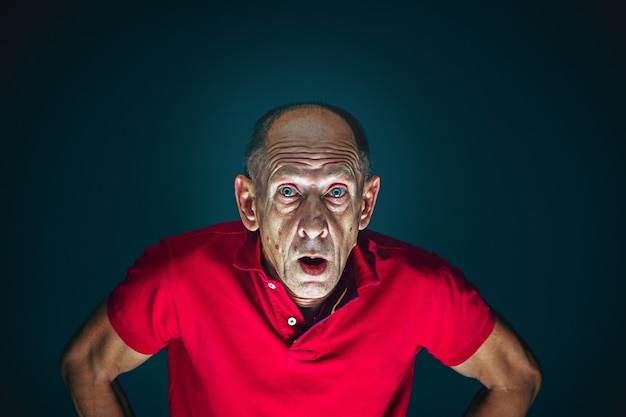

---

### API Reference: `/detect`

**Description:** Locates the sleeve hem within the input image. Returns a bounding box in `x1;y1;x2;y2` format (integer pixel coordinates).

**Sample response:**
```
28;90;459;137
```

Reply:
106;293;163;355
440;309;497;367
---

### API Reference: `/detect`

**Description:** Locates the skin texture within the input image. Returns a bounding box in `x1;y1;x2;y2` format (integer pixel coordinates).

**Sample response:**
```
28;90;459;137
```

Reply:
235;106;380;313
452;314;542;416
61;104;541;416
60;299;151;417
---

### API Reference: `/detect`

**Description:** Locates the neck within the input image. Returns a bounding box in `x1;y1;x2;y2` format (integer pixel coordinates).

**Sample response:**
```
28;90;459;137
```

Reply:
288;291;331;326
290;293;328;309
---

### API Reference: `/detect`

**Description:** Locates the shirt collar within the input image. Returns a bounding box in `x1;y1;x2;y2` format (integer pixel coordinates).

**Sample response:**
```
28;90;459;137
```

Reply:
233;230;265;273
352;231;381;290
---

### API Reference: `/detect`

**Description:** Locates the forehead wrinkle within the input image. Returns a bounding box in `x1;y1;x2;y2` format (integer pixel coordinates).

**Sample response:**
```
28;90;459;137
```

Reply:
265;141;359;157
267;155;359;182
261;109;364;190
266;144;360;168
267;153;359;168
270;164;357;183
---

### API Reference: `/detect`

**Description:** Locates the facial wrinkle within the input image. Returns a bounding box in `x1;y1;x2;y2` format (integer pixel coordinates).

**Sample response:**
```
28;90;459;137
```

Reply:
266;147;360;178
266;143;359;158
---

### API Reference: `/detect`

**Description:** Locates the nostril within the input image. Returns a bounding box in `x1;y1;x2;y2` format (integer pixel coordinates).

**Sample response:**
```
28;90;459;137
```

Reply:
298;217;327;239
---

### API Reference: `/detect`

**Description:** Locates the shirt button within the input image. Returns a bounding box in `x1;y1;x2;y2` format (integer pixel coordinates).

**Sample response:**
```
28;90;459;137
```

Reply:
267;282;276;290
287;317;297;326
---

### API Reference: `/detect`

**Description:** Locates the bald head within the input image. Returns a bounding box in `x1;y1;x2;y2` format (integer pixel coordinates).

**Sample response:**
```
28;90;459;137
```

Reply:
245;103;371;196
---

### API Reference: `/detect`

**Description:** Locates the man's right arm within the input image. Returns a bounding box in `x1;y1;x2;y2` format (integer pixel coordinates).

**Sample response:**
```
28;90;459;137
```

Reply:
61;297;152;417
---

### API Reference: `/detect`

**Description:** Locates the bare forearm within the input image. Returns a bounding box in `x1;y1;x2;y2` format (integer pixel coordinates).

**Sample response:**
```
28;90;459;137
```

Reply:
64;371;134;417
452;314;542;417
60;297;150;416
463;385;537;417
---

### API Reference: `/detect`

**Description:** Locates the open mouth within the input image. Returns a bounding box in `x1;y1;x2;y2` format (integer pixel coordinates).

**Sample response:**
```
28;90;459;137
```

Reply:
298;256;327;275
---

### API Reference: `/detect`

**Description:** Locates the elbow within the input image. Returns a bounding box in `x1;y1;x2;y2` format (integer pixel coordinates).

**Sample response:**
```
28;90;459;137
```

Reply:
510;350;542;406
497;349;543;407
521;340;543;402
528;357;543;402
59;338;99;390
59;342;82;389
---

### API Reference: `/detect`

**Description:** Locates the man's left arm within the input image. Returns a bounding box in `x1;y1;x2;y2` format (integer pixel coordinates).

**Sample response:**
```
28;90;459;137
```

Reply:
451;313;542;417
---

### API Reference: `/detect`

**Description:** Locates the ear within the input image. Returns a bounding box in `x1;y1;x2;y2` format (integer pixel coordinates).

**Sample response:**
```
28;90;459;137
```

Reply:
234;174;259;231
358;175;381;230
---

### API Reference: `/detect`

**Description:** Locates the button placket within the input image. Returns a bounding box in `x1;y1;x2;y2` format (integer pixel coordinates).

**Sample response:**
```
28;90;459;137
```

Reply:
261;276;304;342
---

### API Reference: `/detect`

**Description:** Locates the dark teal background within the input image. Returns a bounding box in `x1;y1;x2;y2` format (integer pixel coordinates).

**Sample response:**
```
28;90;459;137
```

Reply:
2;1;625;415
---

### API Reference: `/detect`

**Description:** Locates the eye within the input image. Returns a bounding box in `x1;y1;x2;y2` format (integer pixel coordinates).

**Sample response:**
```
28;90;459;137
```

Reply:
328;187;346;198
278;186;297;197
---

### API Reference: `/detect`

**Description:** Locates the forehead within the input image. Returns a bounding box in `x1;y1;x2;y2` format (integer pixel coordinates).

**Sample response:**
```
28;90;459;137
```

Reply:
271;164;356;184
264;107;361;180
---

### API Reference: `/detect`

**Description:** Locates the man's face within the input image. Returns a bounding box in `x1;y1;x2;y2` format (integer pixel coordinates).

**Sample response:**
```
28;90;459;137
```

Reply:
243;107;379;306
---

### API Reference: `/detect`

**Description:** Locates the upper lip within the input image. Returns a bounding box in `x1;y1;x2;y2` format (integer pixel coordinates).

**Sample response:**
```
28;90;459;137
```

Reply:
298;254;327;260
298;255;327;267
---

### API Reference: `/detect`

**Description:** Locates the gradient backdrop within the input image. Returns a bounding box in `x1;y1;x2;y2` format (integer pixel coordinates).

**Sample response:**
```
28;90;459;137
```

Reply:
2;1;625;416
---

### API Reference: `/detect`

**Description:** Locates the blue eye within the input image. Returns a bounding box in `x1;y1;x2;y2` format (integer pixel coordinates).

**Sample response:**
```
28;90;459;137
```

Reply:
278;186;297;197
329;187;346;198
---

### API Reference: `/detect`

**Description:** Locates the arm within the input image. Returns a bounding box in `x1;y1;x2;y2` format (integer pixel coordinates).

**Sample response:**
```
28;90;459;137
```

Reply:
451;313;542;417
60;298;152;417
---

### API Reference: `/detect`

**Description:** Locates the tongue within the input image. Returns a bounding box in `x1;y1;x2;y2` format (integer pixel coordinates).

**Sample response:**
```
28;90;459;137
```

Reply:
298;257;327;276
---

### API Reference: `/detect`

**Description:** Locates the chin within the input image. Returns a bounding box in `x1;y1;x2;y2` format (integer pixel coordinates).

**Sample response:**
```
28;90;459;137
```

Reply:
286;275;333;296
294;287;333;301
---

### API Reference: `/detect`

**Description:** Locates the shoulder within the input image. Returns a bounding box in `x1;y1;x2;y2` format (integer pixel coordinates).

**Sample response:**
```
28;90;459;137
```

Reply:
353;228;458;298
355;229;488;302
357;229;447;271
165;221;249;243
162;221;249;249
143;221;252;267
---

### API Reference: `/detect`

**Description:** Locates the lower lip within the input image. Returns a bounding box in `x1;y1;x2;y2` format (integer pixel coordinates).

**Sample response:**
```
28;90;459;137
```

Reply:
298;260;327;276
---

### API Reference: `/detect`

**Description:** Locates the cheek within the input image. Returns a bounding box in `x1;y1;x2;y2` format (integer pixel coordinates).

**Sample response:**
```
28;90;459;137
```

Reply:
331;212;360;250
263;232;280;253
335;203;361;231
262;213;295;255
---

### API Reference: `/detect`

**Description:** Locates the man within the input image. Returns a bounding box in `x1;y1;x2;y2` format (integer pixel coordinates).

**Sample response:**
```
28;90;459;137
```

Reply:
61;102;541;416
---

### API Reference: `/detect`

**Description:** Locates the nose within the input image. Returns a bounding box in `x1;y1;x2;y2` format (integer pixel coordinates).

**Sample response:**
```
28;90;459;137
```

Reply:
297;196;328;239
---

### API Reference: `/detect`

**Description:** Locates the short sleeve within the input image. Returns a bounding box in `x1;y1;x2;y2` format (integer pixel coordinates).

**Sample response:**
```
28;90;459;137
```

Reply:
420;262;496;366
107;240;180;355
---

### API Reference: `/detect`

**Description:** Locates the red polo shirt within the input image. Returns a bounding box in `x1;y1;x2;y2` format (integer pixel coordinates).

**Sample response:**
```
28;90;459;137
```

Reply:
108;221;495;417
